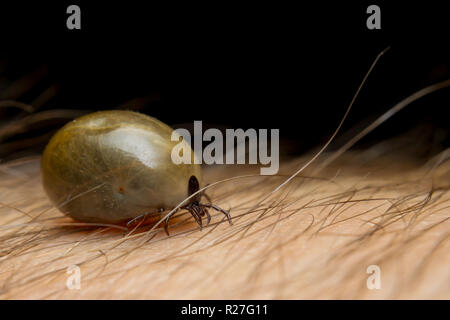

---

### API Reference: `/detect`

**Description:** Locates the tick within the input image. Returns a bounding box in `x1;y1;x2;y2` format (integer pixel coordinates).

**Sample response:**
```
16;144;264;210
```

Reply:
41;110;232;234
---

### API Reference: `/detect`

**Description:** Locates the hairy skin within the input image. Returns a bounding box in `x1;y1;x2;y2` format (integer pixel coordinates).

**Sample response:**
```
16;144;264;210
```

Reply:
0;152;449;299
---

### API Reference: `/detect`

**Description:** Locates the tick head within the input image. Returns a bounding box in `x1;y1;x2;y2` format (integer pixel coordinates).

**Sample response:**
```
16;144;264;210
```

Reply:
188;175;201;202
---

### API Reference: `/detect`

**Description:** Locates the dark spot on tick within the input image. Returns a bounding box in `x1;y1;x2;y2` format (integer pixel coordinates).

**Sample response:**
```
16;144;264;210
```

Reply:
188;175;200;199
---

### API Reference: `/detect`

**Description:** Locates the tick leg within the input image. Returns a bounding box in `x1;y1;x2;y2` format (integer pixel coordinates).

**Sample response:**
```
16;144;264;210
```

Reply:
204;208;211;226
197;204;211;226
126;208;164;229
202;204;233;225
190;205;203;230
180;202;231;232
165;205;204;235
126;214;146;228
164;215;171;236
180;203;203;230
164;208;180;236
193;204;211;226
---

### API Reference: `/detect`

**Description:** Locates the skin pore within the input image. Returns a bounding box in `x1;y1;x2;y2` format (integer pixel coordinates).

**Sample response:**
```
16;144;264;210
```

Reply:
0;148;448;299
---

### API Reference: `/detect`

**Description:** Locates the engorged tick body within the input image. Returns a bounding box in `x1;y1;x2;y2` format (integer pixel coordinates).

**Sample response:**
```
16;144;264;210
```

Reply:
41;110;231;233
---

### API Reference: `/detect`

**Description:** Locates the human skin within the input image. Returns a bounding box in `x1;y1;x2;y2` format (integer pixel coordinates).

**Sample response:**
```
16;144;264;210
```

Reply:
0;152;448;299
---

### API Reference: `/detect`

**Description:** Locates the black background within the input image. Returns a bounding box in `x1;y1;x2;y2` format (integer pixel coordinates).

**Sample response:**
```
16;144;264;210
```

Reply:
0;300;446;318
0;1;449;158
